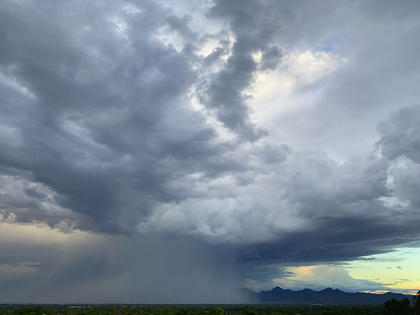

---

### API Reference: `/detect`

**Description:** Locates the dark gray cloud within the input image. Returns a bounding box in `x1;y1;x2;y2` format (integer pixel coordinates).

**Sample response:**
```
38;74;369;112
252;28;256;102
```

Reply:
377;106;420;210
0;0;249;233
231;106;420;284
358;257;377;261
197;0;283;141
236;215;420;265
377;105;420;163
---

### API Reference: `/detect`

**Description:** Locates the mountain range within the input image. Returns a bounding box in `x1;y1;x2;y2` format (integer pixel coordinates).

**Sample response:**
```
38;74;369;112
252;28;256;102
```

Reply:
242;286;412;305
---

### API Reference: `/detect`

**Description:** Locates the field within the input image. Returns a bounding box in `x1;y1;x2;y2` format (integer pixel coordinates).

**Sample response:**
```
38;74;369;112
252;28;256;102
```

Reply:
0;304;385;315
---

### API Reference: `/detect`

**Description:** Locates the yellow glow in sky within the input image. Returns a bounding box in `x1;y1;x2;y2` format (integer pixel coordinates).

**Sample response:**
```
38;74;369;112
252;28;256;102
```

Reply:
345;247;420;294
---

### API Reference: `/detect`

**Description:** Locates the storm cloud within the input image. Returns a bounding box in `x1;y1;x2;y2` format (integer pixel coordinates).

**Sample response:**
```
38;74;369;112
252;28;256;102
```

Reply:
1;0;420;301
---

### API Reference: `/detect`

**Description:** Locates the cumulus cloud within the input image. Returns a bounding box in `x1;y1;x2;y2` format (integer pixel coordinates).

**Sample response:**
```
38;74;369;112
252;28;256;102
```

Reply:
0;0;248;233
377;105;420;163
197;0;284;141
1;0;420;300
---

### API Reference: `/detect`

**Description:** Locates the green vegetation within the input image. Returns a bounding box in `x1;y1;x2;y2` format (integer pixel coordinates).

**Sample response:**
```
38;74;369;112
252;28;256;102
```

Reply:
0;304;388;315
209;307;224;315
383;298;411;315
2;296;420;315
414;291;420;315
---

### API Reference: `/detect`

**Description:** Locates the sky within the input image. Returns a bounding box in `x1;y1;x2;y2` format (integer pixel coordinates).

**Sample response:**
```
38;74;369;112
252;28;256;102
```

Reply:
1;0;420;303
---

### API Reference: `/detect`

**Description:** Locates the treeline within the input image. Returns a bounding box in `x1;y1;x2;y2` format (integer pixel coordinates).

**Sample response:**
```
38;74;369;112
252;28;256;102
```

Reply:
0;291;418;315
383;293;420;315
0;304;392;315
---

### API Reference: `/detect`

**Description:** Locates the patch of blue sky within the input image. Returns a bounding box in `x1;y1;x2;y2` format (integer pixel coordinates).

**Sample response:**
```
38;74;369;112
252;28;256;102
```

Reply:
313;38;344;53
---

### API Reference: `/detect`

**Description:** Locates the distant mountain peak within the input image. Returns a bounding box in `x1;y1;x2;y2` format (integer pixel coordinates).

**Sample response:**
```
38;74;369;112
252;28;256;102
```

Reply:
272;286;284;291
241;286;411;305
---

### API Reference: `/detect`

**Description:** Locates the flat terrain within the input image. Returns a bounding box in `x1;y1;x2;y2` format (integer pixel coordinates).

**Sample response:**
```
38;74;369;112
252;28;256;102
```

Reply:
0;304;384;315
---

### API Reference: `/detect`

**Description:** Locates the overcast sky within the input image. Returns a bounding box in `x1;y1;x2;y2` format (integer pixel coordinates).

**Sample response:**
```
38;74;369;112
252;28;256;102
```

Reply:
1;0;420;303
